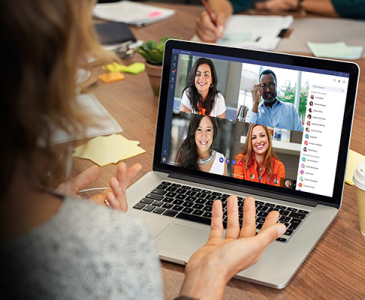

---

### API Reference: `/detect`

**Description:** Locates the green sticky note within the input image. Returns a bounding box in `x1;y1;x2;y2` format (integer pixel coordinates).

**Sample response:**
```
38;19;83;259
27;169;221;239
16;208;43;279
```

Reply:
307;42;362;59
124;63;145;75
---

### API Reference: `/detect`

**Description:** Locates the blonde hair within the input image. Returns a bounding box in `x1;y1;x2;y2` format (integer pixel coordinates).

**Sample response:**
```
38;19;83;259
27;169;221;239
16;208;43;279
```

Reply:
0;0;115;195
240;124;278;176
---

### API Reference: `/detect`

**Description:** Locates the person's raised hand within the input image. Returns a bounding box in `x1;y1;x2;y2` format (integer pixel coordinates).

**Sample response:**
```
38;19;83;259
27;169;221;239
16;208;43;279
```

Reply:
196;11;227;42
251;83;263;112
179;196;286;300
255;0;298;12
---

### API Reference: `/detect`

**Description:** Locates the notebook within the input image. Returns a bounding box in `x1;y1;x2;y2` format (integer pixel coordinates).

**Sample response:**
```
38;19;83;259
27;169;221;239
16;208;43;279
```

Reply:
93;1;175;27
126;40;359;288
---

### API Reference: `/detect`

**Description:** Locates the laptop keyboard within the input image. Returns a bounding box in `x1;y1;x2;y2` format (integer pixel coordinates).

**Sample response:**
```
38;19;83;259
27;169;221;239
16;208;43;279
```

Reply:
133;181;311;243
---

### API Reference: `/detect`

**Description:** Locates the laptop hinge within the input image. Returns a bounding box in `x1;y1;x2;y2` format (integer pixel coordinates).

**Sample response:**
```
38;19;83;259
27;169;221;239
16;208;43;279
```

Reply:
168;173;318;207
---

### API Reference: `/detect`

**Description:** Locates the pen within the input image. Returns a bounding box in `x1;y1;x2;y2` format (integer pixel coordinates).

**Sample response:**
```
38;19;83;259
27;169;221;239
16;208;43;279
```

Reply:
201;0;217;27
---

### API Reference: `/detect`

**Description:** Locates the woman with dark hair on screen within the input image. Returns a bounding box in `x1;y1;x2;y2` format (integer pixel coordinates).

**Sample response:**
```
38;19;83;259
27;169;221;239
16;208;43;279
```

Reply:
0;0;286;299
176;115;227;176
233;124;285;186
180;58;226;118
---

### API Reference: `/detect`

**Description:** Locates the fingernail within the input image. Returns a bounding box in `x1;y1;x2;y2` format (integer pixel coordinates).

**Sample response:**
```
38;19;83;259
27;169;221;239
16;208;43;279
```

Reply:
109;193;115;199
114;178;119;186
277;224;286;236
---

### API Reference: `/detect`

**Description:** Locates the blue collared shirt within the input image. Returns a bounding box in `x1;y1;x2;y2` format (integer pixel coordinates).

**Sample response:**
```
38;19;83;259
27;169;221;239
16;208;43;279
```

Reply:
246;100;303;132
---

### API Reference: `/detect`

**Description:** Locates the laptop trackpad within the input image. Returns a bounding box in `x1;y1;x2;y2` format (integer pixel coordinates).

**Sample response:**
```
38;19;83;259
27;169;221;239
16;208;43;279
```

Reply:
155;224;209;257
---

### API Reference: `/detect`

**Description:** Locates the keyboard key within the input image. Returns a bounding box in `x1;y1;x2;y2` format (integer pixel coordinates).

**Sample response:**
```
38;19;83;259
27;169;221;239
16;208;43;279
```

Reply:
143;205;155;212
162;197;174;203
182;207;194;214
195;192;207;198
201;190;212;194
176;212;211;225
288;212;306;220
166;186;177;192
191;188;202;192
237;197;244;201
176;188;188;194
280;210;290;216
256;217;265;223
257;205;267;212
289;222;300;230
171;183;181;188
166;192;177;198
151;189;166;195
256;223;263;229
256;201;264;205
140;198;154;204
172;199;184;205
257;211;268;218
176;194;187;200
186;191;197;196
156;184;168;190
161;181;171;185
186;196;197;202
205;195;217;201
162;203;173;209
276;205;287;210
222;194;230;198
266;207;276;213
163;210;178;217
182;202;194;207
133;203;145;210
193;204;204;210
152;200;164;207
292;219;302;225
153;208;166;214
202;212;212;218
206;200;214;206
172;205;184;211
298;210;309;215
146;194;163;200
264;203;275;208
276;237;287;243
195;199;207;205
202;206;212;212
192;210;204;216
284;229;293;236
238;200;243;207
280;216;291;223
286;207;298;212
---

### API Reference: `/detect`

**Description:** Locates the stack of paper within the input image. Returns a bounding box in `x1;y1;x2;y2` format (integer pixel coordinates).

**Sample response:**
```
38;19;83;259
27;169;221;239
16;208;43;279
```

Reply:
73;134;145;166
93;1;175;27
191;15;293;51
307;42;363;60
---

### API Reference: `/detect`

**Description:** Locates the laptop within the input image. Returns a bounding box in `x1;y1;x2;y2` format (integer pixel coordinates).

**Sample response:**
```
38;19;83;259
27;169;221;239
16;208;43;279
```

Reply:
127;40;359;288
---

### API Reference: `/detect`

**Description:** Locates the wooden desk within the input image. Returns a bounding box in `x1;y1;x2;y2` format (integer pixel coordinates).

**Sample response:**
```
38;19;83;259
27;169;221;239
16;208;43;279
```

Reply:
69;4;365;299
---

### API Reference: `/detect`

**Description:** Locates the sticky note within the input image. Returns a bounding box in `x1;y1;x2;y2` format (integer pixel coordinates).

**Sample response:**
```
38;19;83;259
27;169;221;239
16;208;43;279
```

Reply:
72;134;145;166
345;149;365;185
307;42;363;60
98;72;125;83
148;11;163;17
123;63;145;75
103;62;127;73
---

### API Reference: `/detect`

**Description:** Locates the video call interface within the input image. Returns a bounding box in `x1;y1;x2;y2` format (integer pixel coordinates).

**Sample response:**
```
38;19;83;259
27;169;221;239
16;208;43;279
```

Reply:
160;49;350;198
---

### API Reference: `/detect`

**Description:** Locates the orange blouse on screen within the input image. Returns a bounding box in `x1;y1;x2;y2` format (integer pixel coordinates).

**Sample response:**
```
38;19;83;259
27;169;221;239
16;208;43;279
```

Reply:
232;153;285;186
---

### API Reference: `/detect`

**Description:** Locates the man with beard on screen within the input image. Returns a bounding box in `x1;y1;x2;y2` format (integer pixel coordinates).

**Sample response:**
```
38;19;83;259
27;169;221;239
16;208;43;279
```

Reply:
246;69;303;132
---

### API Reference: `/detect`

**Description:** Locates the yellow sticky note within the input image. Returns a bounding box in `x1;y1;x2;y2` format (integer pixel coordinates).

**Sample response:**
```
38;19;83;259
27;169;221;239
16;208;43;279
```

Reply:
345;149;365;185
73;134;139;166
124;63;145;75
122;145;146;160
98;72;125;83
102;62;127;73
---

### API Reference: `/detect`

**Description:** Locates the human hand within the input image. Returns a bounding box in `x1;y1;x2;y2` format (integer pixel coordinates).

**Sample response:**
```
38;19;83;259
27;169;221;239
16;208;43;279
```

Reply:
55;162;142;212
251;83;263;112
196;11;227;42
255;0;298;12
179;196;286;300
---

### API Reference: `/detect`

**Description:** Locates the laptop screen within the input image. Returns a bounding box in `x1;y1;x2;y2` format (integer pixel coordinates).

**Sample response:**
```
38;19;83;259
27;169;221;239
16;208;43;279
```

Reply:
155;40;358;206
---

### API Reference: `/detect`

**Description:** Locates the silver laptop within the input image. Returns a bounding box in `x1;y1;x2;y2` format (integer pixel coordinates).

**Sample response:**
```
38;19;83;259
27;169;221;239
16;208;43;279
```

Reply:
127;40;359;288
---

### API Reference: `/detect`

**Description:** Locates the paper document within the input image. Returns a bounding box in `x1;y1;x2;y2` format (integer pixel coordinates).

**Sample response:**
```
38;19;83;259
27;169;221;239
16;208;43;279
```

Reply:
345;150;365;185
93;1;175;26
73;134;145;166
192;15;293;50
39;94;123;146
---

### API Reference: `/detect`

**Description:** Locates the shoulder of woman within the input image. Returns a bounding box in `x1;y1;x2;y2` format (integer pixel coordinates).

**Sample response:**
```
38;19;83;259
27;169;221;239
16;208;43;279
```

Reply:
216;92;225;100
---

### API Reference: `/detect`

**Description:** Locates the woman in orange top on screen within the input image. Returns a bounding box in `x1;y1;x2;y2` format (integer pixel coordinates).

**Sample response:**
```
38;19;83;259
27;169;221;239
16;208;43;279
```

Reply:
233;124;285;186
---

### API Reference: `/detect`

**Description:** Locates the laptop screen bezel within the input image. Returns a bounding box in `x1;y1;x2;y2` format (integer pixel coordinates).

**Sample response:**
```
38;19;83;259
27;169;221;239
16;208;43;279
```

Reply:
153;39;359;208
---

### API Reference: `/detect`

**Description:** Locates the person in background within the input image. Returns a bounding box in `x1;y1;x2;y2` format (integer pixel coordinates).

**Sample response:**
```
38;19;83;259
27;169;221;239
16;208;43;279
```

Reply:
176;115;227;176
196;0;365;42
180;57;226;118
233;124;285;186
0;0;286;299
247;69;303;132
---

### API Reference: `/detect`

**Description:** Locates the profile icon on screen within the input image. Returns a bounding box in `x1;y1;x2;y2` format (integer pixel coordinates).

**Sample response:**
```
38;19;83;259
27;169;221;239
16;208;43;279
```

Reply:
307;121;311;126
284;179;292;188
308;108;312;113
305;134;309;139
303;147;307;152
310;95;314;100
306;127;310;132
304;140;308;145
307;114;312;119
310;101;314;106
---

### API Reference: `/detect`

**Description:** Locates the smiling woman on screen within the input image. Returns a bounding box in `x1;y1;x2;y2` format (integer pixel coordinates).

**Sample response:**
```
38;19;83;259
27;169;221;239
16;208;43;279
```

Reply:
180;58;226;118
233;124;285;186
176;115;227;176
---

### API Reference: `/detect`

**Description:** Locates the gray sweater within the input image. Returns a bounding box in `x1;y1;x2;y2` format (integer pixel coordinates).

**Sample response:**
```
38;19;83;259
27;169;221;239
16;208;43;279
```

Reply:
0;197;164;300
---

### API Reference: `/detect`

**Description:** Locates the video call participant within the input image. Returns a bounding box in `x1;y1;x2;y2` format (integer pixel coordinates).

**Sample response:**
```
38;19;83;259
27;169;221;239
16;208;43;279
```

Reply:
246;69;304;132
176;115;227;175
180;58;226;118
233;124;285;186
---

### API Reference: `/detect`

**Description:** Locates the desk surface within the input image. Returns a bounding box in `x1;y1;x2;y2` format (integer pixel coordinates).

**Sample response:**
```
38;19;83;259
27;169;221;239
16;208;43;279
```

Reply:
71;4;365;299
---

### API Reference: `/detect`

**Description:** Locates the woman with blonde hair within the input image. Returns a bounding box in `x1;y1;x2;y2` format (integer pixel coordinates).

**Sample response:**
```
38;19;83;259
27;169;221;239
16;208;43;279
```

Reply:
233;124;285;186
0;1;286;299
